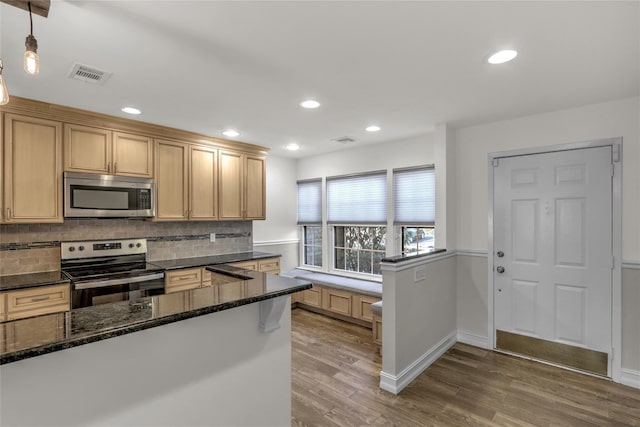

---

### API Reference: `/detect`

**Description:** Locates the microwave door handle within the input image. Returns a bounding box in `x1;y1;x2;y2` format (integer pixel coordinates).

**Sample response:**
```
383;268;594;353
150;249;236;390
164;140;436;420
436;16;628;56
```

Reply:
74;273;165;289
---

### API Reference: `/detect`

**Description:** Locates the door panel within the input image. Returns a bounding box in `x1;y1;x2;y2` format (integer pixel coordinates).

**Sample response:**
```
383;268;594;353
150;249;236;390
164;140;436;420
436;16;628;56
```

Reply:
494;146;612;375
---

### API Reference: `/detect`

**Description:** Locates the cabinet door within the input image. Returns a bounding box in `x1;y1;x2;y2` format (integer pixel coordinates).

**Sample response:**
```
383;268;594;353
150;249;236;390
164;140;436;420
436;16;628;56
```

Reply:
64;124;111;174
218;150;243;219
155;140;189;221
190;145;218;220
113;132;153;177
3;114;62;223
245;155;265;220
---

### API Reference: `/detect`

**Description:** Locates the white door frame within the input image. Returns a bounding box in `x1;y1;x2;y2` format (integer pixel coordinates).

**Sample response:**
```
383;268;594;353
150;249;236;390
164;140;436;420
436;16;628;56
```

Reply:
487;137;623;381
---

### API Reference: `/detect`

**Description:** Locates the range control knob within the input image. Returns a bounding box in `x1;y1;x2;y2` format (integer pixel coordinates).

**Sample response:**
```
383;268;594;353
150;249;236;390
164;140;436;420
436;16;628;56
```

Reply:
129;243;135;248
68;246;75;252
136;243;142;248
78;246;85;251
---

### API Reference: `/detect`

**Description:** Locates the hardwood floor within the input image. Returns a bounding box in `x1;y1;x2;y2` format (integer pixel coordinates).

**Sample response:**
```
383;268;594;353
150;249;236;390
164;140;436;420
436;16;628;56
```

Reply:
291;309;640;426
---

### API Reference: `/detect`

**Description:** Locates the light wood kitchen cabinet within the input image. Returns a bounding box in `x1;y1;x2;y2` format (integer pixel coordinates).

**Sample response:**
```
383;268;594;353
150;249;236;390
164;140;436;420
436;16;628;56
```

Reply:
3;312;66;353
352;295;378;322
230;260;259;271
155;139;189;221
165;268;202;294
64;124;153;177
3;114;63;223
3;284;70;321
322;288;352;317
0;292;6;322
189;145;218;220
298;287;322;308
155;140;218;221
257;258;280;275
218;150;265;220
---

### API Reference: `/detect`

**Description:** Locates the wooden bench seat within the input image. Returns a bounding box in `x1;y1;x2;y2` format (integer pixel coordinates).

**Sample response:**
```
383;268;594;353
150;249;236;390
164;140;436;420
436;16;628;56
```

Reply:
283;269;382;344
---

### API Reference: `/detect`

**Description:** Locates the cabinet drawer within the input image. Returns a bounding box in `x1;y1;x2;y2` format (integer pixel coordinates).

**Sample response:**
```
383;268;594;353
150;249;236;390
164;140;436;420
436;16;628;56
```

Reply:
258;258;280;273
5;284;70;321
322;288;352;316
165;268;202;293
230;260;258;271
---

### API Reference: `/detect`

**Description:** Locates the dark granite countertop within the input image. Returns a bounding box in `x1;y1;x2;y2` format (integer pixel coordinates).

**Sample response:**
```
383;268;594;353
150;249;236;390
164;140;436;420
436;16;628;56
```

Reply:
0;271;70;292
0;271;311;365
381;248;447;263
151;251;280;270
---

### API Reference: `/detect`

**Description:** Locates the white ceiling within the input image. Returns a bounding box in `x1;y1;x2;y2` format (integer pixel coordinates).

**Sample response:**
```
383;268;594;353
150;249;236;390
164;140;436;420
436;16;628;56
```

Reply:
1;1;638;158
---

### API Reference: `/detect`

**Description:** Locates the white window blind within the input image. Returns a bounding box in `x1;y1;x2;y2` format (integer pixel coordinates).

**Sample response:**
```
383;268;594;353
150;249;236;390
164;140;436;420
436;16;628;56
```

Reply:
393;166;435;225
297;179;322;224
327;171;387;224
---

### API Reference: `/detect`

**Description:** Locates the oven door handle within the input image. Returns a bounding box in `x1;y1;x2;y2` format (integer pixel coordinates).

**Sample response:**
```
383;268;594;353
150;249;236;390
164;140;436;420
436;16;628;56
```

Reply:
73;272;165;290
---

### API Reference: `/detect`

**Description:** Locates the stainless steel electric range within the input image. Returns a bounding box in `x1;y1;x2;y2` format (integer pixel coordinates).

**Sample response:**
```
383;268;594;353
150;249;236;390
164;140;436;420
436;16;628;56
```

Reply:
61;238;165;309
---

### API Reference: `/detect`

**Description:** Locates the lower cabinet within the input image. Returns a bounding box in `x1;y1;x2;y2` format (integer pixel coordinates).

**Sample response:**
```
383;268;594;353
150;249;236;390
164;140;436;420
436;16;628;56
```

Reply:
322;288;352;317
164;268;202;294
2;312;66;353
352;295;379;322
2;284;70;321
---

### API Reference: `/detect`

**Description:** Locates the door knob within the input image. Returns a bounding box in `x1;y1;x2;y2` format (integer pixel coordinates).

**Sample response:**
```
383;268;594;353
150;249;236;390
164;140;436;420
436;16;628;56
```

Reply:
497;251;504;258
496;266;505;274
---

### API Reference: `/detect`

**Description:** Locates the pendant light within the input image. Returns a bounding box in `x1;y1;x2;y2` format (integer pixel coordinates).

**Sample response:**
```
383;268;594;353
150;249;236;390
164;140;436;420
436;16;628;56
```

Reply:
0;59;9;105
24;2;40;75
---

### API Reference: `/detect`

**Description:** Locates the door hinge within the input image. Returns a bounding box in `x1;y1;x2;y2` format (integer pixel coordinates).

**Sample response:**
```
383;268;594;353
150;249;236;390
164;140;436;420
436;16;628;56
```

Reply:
492;158;499;167
612;144;621;163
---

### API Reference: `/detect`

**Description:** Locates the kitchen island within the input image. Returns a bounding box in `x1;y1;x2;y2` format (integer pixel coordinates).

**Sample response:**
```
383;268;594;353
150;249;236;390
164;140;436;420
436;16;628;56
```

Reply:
0;269;311;426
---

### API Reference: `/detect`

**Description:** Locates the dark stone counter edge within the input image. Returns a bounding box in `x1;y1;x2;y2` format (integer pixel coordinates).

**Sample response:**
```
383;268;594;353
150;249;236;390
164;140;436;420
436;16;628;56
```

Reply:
152;251;281;270
381;248;447;263
0;282;311;366
0;274;70;292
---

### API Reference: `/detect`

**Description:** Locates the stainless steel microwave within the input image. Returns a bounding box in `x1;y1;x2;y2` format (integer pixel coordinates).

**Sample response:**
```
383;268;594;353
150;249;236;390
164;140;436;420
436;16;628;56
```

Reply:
64;172;155;218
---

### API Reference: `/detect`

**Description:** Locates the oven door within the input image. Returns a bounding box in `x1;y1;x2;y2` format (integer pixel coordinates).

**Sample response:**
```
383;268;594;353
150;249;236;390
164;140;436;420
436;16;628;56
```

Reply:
72;273;165;309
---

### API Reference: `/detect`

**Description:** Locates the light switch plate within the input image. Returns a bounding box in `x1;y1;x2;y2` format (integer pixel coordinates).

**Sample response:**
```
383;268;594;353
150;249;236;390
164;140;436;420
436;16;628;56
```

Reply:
210;233;216;242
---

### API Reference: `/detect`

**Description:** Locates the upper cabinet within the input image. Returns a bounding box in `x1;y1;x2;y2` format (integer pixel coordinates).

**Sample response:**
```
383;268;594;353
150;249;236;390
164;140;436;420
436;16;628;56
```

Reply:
155;140;218;221
64;124;153;178
219;150;265;220
2;114;63;223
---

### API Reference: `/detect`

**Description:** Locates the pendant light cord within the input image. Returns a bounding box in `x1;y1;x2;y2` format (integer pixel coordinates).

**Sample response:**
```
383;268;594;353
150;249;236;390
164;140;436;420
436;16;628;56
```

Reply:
28;2;33;35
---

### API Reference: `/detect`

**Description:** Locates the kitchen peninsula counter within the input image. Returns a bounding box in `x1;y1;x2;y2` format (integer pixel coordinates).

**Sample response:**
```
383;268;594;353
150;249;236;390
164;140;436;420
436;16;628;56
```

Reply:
0;270;310;365
0;270;69;291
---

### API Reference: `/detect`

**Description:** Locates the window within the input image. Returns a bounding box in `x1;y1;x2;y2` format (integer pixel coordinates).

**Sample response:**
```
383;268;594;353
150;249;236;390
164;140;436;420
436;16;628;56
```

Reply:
327;171;387;275
302;226;323;267
334;226;386;275
297;179;322;267
402;226;435;254
393;166;435;253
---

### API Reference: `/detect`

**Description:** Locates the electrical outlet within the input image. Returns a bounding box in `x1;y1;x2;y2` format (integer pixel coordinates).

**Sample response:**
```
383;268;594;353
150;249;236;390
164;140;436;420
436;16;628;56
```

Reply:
414;266;426;282
210;233;216;242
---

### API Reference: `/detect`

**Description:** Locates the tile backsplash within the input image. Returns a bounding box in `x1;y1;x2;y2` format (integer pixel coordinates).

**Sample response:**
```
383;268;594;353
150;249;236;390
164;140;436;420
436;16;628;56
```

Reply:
0;219;252;275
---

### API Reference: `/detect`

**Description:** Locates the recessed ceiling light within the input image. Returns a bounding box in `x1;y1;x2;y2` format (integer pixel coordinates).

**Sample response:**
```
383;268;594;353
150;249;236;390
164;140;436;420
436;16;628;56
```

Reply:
366;125;381;132
121;107;141;115
286;143;300;151
222;129;240;138
487;49;518;64
300;99;320;109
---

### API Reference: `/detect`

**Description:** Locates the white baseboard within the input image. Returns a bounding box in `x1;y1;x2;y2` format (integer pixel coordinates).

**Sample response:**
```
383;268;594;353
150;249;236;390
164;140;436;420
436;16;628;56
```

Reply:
457;331;489;349
621;368;640;389
379;331;456;395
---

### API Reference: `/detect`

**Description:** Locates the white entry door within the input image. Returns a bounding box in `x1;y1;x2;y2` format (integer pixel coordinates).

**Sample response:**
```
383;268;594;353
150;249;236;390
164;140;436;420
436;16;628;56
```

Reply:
493;146;613;373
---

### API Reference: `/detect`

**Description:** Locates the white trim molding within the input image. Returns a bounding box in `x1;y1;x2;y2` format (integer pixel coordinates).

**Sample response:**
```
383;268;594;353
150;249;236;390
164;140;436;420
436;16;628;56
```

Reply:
621;369;640;389
622;260;640;270
457;331;489;349
252;239;299;247
457;249;488;258
380;250;457;273
379;331;456;395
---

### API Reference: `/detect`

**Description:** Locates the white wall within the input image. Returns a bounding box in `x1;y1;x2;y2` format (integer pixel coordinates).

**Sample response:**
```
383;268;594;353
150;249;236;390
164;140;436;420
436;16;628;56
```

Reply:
253;155;299;243
380;254;457;394
455;96;640;260
0;302;292;426
296;134;435;180
454;97;640;381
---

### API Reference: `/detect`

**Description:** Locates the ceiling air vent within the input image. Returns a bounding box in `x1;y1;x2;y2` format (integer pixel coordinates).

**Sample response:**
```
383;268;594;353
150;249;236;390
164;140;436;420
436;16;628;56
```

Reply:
68;63;112;85
332;136;356;144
